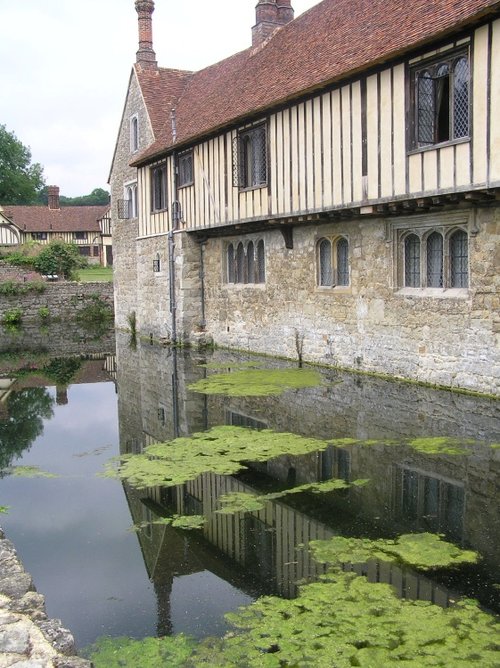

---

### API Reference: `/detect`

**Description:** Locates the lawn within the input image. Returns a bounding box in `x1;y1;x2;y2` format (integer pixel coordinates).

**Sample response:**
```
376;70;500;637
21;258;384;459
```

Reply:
77;265;113;282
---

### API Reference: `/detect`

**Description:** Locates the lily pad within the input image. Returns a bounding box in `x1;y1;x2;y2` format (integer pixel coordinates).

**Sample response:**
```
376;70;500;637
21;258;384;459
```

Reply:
3;465;58;479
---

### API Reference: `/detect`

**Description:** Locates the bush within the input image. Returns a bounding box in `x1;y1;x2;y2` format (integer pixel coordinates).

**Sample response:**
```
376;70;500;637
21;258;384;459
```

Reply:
0;281;46;296
34;241;87;280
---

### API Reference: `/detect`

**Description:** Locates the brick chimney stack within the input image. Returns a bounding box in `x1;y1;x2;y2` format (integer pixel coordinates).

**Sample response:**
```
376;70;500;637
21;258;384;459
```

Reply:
252;0;294;47
135;0;157;70
47;185;60;210
277;0;294;24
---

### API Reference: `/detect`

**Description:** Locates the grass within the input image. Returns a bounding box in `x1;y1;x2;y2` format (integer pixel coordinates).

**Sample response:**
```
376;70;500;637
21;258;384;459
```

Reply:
77;266;113;282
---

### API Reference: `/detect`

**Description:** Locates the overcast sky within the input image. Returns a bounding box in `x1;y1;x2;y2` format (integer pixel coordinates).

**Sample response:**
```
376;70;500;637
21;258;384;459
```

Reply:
0;0;319;197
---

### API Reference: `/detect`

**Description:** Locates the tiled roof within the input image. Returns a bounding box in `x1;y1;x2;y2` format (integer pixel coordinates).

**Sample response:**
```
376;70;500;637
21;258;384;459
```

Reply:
135;64;192;139
134;0;500;165
2;205;109;233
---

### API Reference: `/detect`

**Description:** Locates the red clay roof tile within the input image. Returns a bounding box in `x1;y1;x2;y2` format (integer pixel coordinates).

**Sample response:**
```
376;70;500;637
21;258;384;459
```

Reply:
2;205;109;233
134;0;500;165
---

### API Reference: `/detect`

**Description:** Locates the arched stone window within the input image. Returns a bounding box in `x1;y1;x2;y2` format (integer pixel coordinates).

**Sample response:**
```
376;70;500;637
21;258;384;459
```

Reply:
426;232;443;287
450;230;468;288
317;237;349;287
404;234;421;287
256;240;265;283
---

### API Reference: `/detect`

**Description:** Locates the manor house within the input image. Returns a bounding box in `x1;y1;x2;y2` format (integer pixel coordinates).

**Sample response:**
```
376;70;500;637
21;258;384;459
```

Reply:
110;0;500;395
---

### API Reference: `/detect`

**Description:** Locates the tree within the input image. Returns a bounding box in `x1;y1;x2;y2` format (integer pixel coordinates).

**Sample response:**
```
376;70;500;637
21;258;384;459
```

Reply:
34;240;87;279
0;388;54;469
0;125;45;204
60;188;110;206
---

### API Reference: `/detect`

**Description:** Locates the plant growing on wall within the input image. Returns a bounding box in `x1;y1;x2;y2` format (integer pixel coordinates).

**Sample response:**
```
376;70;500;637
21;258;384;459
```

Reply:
1;307;22;326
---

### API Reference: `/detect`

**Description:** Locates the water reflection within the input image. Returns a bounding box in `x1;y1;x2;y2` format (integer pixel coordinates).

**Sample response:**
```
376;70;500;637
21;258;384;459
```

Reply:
115;333;499;622
0;331;498;651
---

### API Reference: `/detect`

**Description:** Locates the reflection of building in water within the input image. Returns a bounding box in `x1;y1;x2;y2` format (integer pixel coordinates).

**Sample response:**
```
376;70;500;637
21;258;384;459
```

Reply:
0;355;116;414
115;335;500;624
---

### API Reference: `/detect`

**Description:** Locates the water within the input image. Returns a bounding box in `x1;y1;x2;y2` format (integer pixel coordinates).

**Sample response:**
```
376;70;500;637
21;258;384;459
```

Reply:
0;330;499;656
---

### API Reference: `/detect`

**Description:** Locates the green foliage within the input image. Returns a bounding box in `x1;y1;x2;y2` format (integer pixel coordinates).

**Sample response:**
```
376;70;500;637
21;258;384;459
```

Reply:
33;240;87;280
0;506;9;514
0;124;45;204
42;357;82;386
2;307;22;325
102;426;331;490
59;188;110;207
0;250;37;268
0;281;45;296
188;367;322;396
83;634;196;668
75;295;113;324
0;388;54;468
310;533;479;571
217;479;370;516
38;306;50;321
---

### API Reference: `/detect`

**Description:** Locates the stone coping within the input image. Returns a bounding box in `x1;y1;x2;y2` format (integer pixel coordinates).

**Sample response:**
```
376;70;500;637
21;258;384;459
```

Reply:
0;528;92;667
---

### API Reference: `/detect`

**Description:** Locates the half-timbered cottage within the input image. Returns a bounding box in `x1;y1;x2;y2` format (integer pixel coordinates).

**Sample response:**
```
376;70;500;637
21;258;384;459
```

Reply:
2;186;112;266
110;0;500;395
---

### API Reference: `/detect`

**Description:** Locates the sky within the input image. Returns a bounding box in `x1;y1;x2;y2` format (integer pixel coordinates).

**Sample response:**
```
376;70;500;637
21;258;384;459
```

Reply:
0;0;320;197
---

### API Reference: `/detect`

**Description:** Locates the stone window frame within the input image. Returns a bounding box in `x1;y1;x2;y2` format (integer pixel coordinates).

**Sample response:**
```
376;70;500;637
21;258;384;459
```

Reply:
123;181;138;219
130;114;139;153
225;236;266;285
316;235;351;291
392;211;472;295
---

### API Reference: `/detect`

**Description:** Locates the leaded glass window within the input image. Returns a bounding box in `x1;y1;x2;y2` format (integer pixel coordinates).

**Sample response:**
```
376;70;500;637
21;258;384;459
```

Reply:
413;50;470;148
319;239;333;286
426;232;444;287
450;230;468;288
404;234;421;287
336;238;349;286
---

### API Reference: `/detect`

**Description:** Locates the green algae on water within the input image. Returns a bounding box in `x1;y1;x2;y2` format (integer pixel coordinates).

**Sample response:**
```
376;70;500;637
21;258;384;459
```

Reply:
102;426;331;490
86;571;500;667
406;436;474;455
83;634;196;668
188;367;322;396
3;465;58;479
310;532;479;571
130;514;205;532
217;479;369;515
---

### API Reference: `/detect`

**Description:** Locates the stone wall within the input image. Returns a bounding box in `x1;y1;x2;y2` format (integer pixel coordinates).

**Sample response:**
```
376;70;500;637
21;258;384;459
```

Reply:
0;282;114;324
114;198;499;395
200;206;499;395
0;529;91;667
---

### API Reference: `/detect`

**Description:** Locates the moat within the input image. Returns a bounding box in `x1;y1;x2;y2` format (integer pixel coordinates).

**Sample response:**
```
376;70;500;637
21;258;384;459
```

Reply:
0;328;498;665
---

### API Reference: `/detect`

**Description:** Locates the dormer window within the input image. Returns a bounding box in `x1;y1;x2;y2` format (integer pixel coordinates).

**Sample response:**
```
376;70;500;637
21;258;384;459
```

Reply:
130;115;139;152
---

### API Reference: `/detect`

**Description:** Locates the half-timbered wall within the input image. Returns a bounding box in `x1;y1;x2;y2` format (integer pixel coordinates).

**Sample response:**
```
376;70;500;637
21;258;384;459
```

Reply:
136;19;499;234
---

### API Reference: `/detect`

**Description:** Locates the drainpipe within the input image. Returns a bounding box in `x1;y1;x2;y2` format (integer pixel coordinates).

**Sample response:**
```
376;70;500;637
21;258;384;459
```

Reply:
199;236;207;330
169;149;181;344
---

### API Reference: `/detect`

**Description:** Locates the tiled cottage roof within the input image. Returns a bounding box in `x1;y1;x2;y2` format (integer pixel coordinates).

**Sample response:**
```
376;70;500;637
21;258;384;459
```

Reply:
2;205;109;233
134;0;500;165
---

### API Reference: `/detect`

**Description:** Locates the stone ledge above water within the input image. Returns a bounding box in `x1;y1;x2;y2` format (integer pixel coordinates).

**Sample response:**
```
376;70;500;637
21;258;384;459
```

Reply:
0;528;91;668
